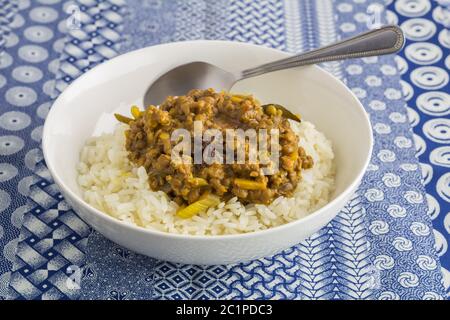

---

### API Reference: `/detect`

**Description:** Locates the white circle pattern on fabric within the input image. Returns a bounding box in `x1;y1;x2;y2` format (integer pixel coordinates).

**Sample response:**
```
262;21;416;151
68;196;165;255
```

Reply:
380;64;398;75
29;6;59;23
416;91;450;116
0;163;19;183
374;122;391;134
394;136;413;149
369;220;389;234
384;88;403;100
337;3;353;12
374;255;395;270
395;0;431;17
383;173;402;187
12;65;44;83
0;136;25;156
5;86;38;107
436;172;450;202
401;18;437;40
353;12;368;23
23;25;54;43
416;255;437;270
18;45;49;63
393;236;413;251
430;146;450;168
369;100;387;111
422;118;450;144
404;42;443;65
388;0;450;295
0;112;32;131
410;66;449;89
410;221;431;236
340;22;356;33
365;75;382;87
398;272;419;287
388;204;407;218
0;0;130;302
389;112;407;123
387;204;407;218
365;189;385;202
404;190;424;203
0;52;14;69
378;149;396;162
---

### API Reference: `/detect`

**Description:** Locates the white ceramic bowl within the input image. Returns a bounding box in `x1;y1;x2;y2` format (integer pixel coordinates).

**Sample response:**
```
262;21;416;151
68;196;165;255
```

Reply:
43;41;373;265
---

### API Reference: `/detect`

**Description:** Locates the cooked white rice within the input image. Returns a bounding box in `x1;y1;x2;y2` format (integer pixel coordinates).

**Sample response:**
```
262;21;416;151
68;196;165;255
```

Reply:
77;120;335;235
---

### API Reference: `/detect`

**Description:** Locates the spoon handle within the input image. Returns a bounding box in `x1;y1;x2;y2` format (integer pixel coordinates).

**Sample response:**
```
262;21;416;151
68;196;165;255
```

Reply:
240;25;404;79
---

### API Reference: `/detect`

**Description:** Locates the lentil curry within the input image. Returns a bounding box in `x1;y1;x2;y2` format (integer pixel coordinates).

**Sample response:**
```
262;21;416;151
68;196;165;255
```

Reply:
115;89;313;217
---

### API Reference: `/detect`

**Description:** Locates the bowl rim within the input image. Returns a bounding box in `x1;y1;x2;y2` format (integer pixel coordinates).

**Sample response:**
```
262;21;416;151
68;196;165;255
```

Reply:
42;39;373;241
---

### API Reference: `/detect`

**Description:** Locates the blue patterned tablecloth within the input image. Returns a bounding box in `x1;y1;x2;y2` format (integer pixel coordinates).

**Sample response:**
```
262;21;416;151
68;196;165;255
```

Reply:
0;0;448;300
385;0;449;291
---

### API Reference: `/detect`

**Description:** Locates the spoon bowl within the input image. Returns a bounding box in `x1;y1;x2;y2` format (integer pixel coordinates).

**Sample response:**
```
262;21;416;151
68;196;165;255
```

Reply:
144;62;236;106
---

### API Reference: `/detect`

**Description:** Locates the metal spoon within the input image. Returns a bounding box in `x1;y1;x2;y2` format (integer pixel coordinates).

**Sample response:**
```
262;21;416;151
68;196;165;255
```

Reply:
144;25;404;106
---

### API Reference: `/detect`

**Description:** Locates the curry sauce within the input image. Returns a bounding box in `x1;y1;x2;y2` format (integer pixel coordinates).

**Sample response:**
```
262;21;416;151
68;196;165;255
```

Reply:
122;89;313;206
